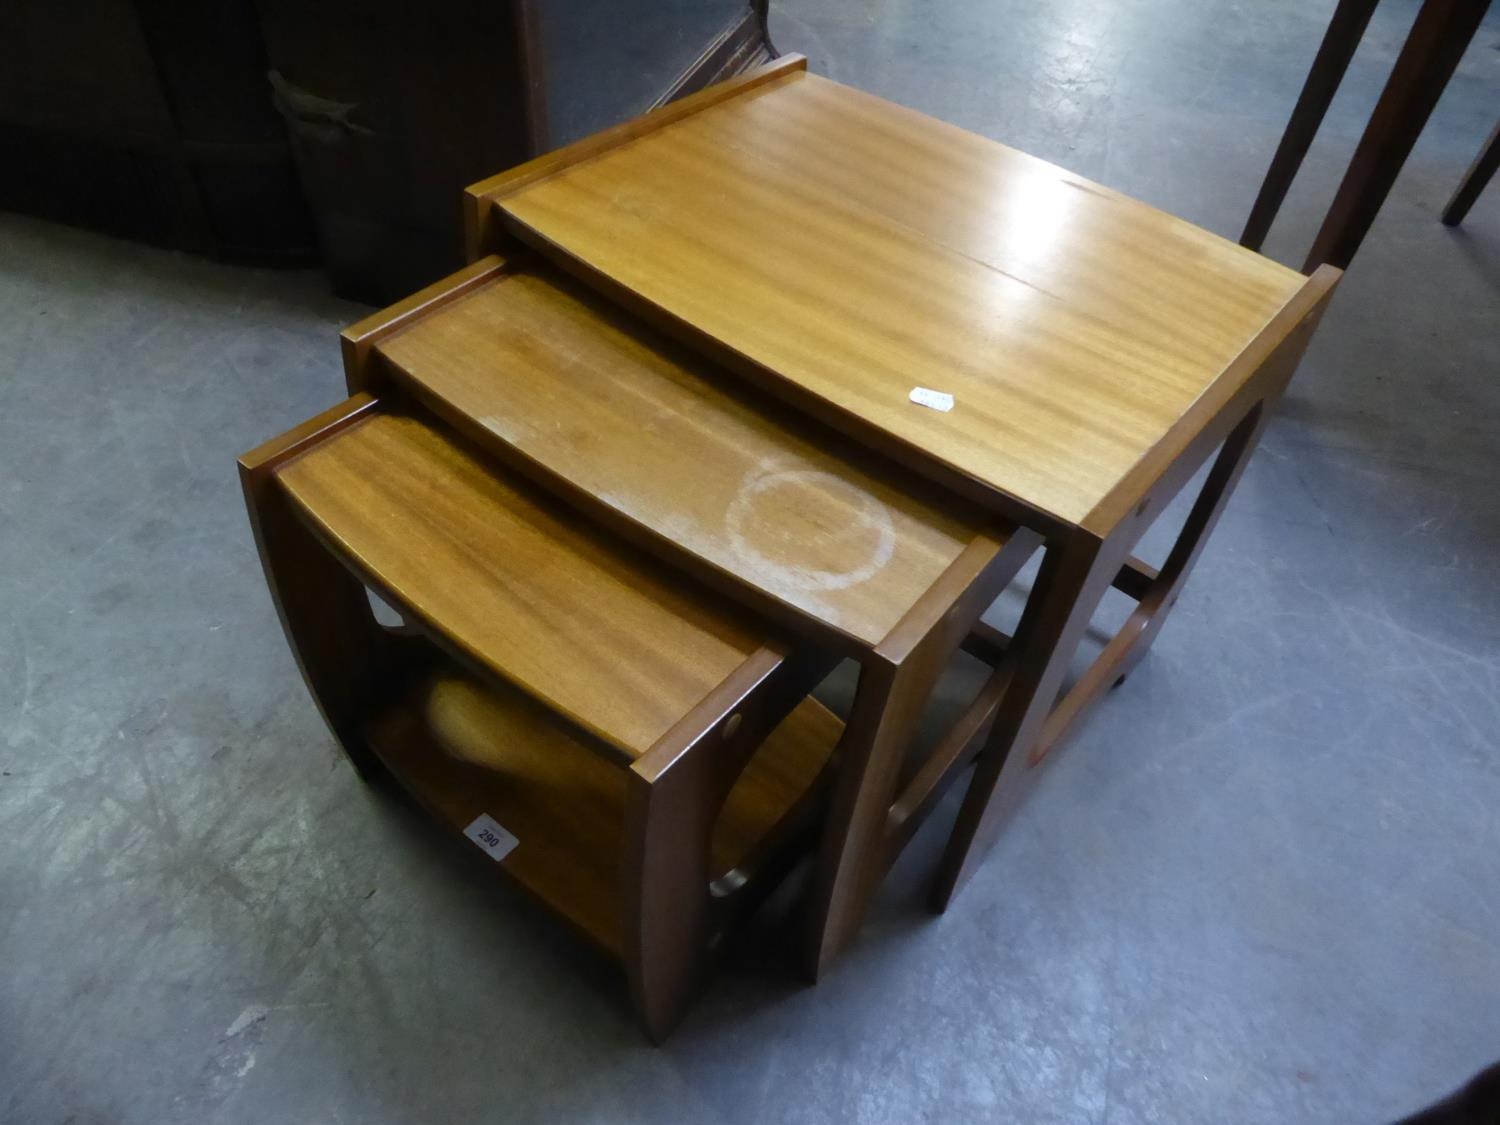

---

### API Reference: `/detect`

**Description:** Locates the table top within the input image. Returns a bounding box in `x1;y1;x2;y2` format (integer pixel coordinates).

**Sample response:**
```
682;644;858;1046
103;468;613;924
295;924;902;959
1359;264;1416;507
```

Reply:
278;411;764;760
374;259;990;651
483;63;1308;530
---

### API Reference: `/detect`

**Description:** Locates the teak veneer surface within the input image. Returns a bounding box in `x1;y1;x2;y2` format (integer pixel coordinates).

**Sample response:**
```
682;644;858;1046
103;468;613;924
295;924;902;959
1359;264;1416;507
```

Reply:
374;263;986;647
275;411;762;760
370;670;844;953
490;70;1308;526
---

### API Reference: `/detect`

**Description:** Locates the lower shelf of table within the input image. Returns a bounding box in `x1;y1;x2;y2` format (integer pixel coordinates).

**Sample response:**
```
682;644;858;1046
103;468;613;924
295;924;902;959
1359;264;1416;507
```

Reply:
365;663;844;956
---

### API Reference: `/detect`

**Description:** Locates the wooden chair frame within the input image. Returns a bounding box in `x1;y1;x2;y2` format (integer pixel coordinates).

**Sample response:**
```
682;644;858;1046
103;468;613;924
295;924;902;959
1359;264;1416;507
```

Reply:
1441;117;1500;228
240;394;842;1039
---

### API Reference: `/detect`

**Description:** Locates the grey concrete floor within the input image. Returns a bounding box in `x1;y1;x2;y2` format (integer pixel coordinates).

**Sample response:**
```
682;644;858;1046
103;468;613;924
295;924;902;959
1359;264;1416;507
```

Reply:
3;1;1499;1122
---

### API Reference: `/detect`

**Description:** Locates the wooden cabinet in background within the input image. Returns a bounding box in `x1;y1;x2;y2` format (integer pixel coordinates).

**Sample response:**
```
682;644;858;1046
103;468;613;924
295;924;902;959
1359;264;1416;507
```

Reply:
1;1;774;301
0;0;315;263
257;0;774;301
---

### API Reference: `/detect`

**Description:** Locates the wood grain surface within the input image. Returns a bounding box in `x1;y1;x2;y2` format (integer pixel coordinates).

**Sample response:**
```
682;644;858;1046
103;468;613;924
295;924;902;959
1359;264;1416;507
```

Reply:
369;669;843;954
374;262;986;647
276;410;763;760
492;69;1308;527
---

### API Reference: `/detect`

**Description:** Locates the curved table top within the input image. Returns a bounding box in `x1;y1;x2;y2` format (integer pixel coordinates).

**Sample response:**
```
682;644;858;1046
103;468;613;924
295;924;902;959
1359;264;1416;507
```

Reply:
473;62;1310;532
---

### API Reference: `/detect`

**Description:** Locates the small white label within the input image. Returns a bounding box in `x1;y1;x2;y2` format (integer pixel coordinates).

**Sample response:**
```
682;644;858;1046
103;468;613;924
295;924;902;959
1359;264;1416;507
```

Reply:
463;814;518;862
908;387;955;412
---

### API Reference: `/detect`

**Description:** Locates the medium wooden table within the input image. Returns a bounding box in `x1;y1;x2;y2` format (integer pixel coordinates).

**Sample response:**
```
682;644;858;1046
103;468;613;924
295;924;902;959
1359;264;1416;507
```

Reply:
341;251;1040;983
464;55;1342;965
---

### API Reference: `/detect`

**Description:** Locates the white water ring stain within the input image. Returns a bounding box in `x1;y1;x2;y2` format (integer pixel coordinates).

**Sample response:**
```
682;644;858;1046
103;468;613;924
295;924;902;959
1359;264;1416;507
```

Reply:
725;466;896;592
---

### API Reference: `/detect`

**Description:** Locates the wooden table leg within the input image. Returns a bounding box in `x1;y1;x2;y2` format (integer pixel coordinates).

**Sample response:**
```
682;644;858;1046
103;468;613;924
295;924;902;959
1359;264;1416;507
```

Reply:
1241;0;1379;251
803;653;933;979
1441;117;1500;226
1303;0;1491;271
803;533;1034;979
928;269;1338;909
928;528;1207;907
239;396;400;780
930;531;1123;911
1028;402;1274;766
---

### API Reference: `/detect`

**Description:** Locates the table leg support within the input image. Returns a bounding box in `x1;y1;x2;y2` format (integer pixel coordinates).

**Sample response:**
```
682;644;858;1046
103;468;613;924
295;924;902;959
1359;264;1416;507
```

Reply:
239;397;398;780
241;485;394;779
930;369;1305;909
802;531;1036;978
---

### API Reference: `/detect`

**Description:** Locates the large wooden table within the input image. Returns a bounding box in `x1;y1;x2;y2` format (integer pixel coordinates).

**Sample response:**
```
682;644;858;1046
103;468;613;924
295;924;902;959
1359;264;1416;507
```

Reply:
459;55;1340;965
473;65;1309;532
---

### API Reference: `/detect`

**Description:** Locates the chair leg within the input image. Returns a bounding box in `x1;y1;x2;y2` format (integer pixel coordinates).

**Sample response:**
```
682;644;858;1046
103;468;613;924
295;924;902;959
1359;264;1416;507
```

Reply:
1303;0;1490;271
1241;0;1378;251
1441;118;1500;226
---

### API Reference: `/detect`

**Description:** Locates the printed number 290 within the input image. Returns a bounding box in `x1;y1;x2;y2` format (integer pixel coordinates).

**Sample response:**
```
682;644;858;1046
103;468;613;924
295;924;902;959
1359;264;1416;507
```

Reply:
463;814;518;862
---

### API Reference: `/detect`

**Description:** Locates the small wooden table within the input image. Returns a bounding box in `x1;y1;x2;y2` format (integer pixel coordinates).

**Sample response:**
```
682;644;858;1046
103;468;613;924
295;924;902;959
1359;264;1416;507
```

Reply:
341;252;1039;983
464;56;1341;966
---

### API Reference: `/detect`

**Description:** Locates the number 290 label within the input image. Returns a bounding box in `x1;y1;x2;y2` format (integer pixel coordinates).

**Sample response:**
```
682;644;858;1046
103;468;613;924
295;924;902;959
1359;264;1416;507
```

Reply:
463;814;519;862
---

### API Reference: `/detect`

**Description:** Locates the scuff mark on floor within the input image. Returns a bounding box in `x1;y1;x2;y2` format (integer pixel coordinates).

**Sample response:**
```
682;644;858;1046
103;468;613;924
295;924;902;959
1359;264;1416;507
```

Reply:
172;1002;271;1122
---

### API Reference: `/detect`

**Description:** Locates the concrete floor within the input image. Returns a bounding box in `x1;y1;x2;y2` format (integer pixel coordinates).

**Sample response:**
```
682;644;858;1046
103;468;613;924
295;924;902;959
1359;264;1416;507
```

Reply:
3;1;1499;1121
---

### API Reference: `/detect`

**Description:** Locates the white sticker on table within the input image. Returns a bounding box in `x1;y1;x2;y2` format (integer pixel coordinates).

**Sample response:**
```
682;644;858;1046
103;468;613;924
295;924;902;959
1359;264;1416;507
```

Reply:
908;387;955;412
464;814;518;862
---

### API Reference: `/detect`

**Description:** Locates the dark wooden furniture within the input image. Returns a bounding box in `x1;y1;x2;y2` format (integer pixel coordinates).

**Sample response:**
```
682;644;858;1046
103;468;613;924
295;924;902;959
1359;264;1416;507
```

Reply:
0;0;313;262
534;0;774;148
251;0;544;301
253;0;778;300
2;1;775;298
1240;0;1493;270
1442;118;1500;225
